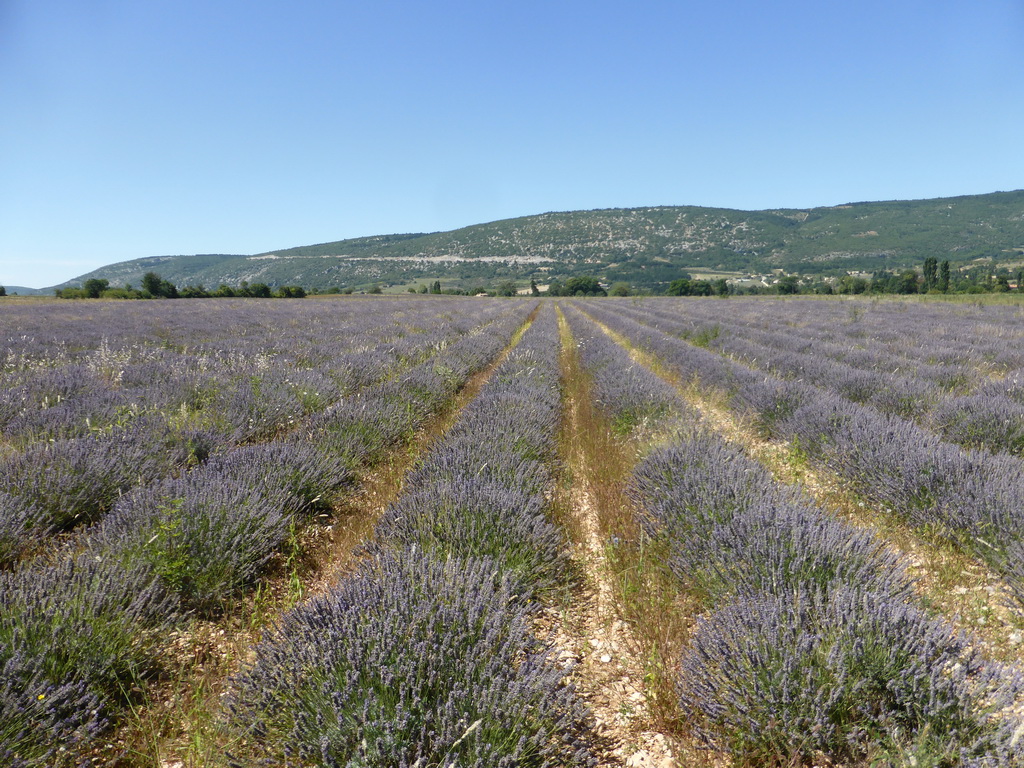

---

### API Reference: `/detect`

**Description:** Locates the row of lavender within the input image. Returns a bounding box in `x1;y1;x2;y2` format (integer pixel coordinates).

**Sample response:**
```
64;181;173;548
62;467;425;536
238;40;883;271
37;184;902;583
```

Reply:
580;301;1024;613
0;298;504;448
564;305;1024;765
618;298;1024;456
639;297;1024;383
0;300;535;767
0;299;522;564
226;304;598;766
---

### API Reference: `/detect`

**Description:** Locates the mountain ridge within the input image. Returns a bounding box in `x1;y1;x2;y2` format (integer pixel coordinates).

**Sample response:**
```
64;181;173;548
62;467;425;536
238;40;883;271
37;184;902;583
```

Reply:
30;189;1024;293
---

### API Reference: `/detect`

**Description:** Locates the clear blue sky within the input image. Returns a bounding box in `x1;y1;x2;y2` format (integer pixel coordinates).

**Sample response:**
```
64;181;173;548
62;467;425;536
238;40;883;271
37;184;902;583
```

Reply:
2;0;1022;288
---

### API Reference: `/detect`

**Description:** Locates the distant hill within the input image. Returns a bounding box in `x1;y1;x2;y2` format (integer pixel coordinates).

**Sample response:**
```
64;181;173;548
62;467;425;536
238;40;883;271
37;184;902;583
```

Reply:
0;286;46;296
49;190;1024;292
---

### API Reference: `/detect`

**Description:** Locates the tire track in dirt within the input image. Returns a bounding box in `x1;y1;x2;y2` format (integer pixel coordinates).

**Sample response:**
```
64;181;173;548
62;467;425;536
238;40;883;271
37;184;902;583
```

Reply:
553;307;707;768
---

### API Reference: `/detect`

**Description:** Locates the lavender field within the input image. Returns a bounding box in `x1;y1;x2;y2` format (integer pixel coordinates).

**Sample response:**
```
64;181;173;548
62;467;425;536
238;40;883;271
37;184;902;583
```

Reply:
4;295;1024;767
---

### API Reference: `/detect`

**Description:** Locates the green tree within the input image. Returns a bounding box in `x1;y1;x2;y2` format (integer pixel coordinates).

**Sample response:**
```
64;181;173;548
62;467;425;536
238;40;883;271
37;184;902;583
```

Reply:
141;271;163;296
141;271;179;298
431;280;442;294
55;287;80;298
692;280;713;296
668;277;714;296
563;276;606;296
837;275;868;294
938;260;951;292
922;257;938;291
894;270;919;294
776;275;800;295
495;280;518;297
812;281;834;295
666;278;693;296
530;278;540;296
609;282;632;296
179;284;210;298
868;271;891;294
246;282;272;298
713;278;730;296
0;285;7;297
83;278;109;298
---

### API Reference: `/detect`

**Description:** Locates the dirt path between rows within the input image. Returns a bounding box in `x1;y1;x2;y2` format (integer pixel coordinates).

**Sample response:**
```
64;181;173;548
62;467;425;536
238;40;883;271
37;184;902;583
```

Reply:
552;308;715;768
552;487;677;768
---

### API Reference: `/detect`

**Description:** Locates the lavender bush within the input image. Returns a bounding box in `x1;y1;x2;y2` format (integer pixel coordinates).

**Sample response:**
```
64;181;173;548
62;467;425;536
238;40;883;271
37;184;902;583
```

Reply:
0;433;159;531
0;555;179;698
0;493;44;568
91;474;291;613
228;552;596;767
599;298;1024;456
0;555;178;761
0;649;105;768
631;430;788;523
679;587;1024;766
766;389;1024;590
929;393;1024;456
694;502;913;603
414;425;556;497
308;395;406;466
307;305;535;471
607;297;1024;386
0;298;530;465
136;419;223;469
205;438;354;518
220;373;305;444
1;386;132;444
631;430;914;602
0;298;542;765
373;478;574;598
